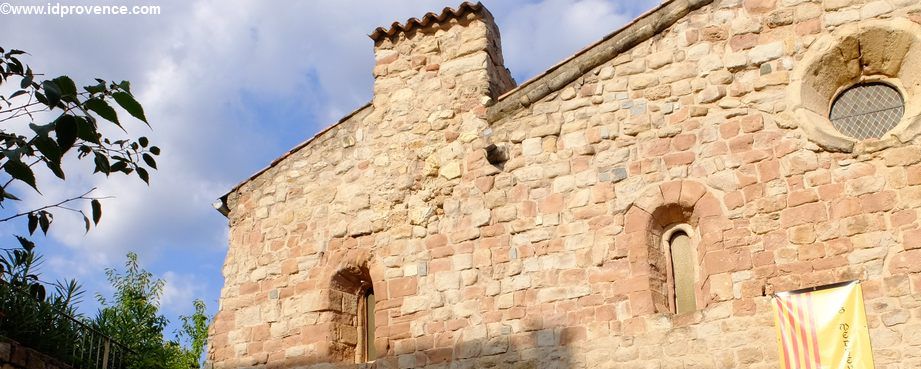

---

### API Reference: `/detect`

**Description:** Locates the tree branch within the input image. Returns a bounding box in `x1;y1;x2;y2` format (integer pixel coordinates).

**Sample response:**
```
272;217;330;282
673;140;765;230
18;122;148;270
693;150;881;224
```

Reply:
0;188;110;222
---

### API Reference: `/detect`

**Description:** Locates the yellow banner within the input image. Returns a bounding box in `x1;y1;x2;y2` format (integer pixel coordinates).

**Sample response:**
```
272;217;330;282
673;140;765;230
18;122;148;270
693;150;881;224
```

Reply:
772;281;875;369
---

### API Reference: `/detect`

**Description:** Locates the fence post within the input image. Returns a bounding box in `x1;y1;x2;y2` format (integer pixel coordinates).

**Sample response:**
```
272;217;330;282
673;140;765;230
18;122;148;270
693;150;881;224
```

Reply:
102;338;111;369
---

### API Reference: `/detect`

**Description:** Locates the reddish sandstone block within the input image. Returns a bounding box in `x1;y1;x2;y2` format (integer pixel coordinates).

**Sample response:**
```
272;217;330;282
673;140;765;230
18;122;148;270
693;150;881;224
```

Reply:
907;166;921;185
240;282;259;295
700;26;728;41
695;194;723;218
795;18;821;35
729;33;759;51
740;115;764;133
743;0;776;13
685;29;699;44
859;191;896;213
756;159;780;182
624;208;652;233
680;181;707;207
425;347;453;364
903;229;921;250
889;209;918;228
725;191;745;210
703;248;752;275
672;133;697;151
538;193;564;214
817;182;844;200
787;189;818;207
474;176;494;193
389;277;417;298
660;181;682;205
664;151;696;166
720;120;741;139
733;299;757;316
560;326;587;345
780;202;827;228
628;291;656;316
889;249;921;274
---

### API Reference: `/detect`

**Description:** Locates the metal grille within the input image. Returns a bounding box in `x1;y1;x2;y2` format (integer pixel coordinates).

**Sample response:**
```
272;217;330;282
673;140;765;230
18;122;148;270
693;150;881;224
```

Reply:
829;82;904;139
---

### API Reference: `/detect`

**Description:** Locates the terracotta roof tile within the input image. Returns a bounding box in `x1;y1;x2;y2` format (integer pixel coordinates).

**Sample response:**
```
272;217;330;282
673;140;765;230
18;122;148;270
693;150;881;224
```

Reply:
369;2;483;41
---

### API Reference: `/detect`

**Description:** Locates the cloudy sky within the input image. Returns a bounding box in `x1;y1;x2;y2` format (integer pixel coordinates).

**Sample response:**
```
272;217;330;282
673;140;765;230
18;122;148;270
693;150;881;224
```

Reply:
0;0;659;337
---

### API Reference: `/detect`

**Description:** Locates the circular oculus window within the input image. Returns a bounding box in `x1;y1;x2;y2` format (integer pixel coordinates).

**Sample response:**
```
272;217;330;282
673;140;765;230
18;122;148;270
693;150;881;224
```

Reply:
828;82;905;140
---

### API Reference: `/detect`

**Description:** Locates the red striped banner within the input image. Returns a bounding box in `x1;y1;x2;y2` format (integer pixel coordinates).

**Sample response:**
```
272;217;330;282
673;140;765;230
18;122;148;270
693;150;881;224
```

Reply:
771;281;875;369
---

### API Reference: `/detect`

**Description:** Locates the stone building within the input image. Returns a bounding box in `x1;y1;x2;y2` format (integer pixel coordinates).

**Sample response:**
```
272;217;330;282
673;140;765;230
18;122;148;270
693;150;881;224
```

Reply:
208;0;921;368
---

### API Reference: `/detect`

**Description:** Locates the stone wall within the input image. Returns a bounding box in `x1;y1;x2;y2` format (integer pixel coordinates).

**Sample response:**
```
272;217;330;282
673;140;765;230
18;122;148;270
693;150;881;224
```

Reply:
0;338;72;369
209;1;921;369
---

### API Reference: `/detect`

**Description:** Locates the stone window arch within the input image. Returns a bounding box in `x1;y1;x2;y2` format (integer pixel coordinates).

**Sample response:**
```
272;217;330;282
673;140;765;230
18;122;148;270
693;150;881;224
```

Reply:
786;18;921;153
330;264;378;363
623;180;725;317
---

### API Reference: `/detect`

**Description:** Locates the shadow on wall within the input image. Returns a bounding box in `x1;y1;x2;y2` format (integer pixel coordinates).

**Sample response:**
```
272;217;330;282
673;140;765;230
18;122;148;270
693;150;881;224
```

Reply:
254;326;577;369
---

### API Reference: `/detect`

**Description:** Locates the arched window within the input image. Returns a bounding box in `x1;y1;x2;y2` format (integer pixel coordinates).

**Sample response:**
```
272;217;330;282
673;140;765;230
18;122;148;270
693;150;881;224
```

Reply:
358;287;376;362
331;266;377;363
668;230;696;314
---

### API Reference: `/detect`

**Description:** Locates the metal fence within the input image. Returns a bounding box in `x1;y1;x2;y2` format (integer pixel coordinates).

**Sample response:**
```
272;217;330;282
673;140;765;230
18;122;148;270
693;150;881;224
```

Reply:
0;280;135;369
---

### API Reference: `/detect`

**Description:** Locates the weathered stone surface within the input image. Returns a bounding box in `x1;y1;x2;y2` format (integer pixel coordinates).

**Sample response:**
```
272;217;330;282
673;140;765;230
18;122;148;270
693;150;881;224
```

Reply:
210;2;921;369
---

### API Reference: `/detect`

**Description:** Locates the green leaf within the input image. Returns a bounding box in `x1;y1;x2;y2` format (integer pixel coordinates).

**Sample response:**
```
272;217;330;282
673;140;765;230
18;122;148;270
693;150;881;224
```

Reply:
9;90;28;99
149;146;161;155
30;283;45;301
7;57;23;74
142;153;157;169
4;159;38;190
20;75;31;89
138;136;149;148
91;199;102;225
0;187;20;201
15;235;35;251
136;167;149;184
83;215;91;233
38;211;50;234
112;91;147;124
34;136;62;163
29;122;53;136
74;116;100;144
118;80;131;93
51;76;77;101
27;213;37;235
93;152;110;175
110;160;128;173
54;114;78;153
45;159;65;180
34;91;47;105
84;81;106;94
84;98;120;126
41;80;62;107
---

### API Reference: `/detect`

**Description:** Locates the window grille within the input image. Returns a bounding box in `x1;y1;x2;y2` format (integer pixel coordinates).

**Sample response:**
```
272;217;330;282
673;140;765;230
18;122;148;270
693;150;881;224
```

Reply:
829;82;904;139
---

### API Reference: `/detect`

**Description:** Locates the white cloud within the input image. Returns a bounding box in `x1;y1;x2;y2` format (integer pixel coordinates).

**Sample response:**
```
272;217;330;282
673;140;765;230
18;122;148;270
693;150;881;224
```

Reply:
496;0;659;81
160;270;207;314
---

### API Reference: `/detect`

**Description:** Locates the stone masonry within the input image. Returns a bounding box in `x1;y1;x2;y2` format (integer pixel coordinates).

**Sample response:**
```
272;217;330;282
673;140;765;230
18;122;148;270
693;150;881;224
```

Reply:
209;0;921;368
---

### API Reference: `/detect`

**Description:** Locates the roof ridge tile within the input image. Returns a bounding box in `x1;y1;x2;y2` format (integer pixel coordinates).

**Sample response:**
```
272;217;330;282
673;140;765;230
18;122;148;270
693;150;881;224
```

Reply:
369;2;483;41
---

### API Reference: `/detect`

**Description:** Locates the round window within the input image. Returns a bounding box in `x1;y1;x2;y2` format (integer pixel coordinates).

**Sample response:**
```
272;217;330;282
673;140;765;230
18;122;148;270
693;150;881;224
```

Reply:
828;82;905;140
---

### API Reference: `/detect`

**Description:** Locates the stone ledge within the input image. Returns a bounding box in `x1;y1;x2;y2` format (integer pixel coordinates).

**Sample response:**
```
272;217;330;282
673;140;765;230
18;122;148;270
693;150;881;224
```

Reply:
487;0;714;124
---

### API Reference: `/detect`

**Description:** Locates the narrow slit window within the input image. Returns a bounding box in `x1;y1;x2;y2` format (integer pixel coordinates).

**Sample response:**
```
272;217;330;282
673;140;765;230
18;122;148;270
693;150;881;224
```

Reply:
359;288;376;362
670;231;696;314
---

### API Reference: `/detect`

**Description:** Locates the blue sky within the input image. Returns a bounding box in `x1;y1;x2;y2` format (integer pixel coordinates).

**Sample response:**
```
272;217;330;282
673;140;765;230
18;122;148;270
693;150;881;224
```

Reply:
0;0;658;341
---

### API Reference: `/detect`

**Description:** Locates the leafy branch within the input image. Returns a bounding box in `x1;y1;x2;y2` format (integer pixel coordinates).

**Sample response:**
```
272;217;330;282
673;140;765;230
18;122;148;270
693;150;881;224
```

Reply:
0;46;160;243
0;188;111;233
